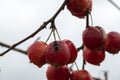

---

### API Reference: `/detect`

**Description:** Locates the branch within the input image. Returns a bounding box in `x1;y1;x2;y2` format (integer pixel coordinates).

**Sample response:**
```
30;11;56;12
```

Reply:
0;0;69;56
77;44;84;51
0;23;48;56
92;77;102;80
0;42;27;55
108;0;120;11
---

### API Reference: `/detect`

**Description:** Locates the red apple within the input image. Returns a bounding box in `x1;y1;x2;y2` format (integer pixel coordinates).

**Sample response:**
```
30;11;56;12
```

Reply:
46;65;70;80
70;70;92;80
104;31;120;54
63;39;78;64
82;26;106;50
27;41;47;67
67;0;92;18
83;47;105;65
75;0;92;11
45;41;70;66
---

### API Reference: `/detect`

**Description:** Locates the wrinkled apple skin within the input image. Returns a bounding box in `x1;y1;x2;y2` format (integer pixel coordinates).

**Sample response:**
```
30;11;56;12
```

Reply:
27;41;47;67
46;65;70;80
104;31;120;54
67;0;92;18
63;39;78;64
70;70;92;80
45;41;70;66
82;26;106;50
83;47;105;65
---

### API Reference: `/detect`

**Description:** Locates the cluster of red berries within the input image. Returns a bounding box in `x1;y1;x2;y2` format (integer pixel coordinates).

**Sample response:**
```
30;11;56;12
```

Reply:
82;26;120;66
27;0;120;80
27;39;93;80
28;39;77;67
27;27;120;80
67;0;120;66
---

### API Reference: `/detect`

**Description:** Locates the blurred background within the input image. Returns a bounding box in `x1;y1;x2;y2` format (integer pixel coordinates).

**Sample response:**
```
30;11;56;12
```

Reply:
0;0;120;80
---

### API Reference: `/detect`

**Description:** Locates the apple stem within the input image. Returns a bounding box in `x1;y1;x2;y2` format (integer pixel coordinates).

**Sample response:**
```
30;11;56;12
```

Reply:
70;62;79;71
45;30;53;43
52;28;57;41
82;58;86;70
86;8;90;28
75;62;79;70
55;29;61;41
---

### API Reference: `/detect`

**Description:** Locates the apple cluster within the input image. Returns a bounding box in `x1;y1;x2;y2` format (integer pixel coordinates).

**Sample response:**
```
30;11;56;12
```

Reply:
27;39;93;80
27;39;94;80
67;0;120;66
27;0;120;80
27;39;77;68
82;26;120;65
46;65;92;80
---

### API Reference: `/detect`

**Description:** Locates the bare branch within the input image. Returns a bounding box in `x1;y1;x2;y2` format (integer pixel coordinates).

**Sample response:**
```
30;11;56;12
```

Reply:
0;41;27;55
0;23;48;56
108;0;120;11
0;0;69;56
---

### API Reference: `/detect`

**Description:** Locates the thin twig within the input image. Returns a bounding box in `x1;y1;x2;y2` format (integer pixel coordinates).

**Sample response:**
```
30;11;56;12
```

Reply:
0;42;27;55
0;22;48;56
50;0;69;20
104;71;108;80
77;44;84;52
45;30;53;43
82;58;86;70
86;8;90;28
108;0;120;11
0;0;69;56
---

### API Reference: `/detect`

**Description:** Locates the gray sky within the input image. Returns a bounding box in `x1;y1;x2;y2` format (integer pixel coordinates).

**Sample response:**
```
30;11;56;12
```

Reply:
0;0;120;80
